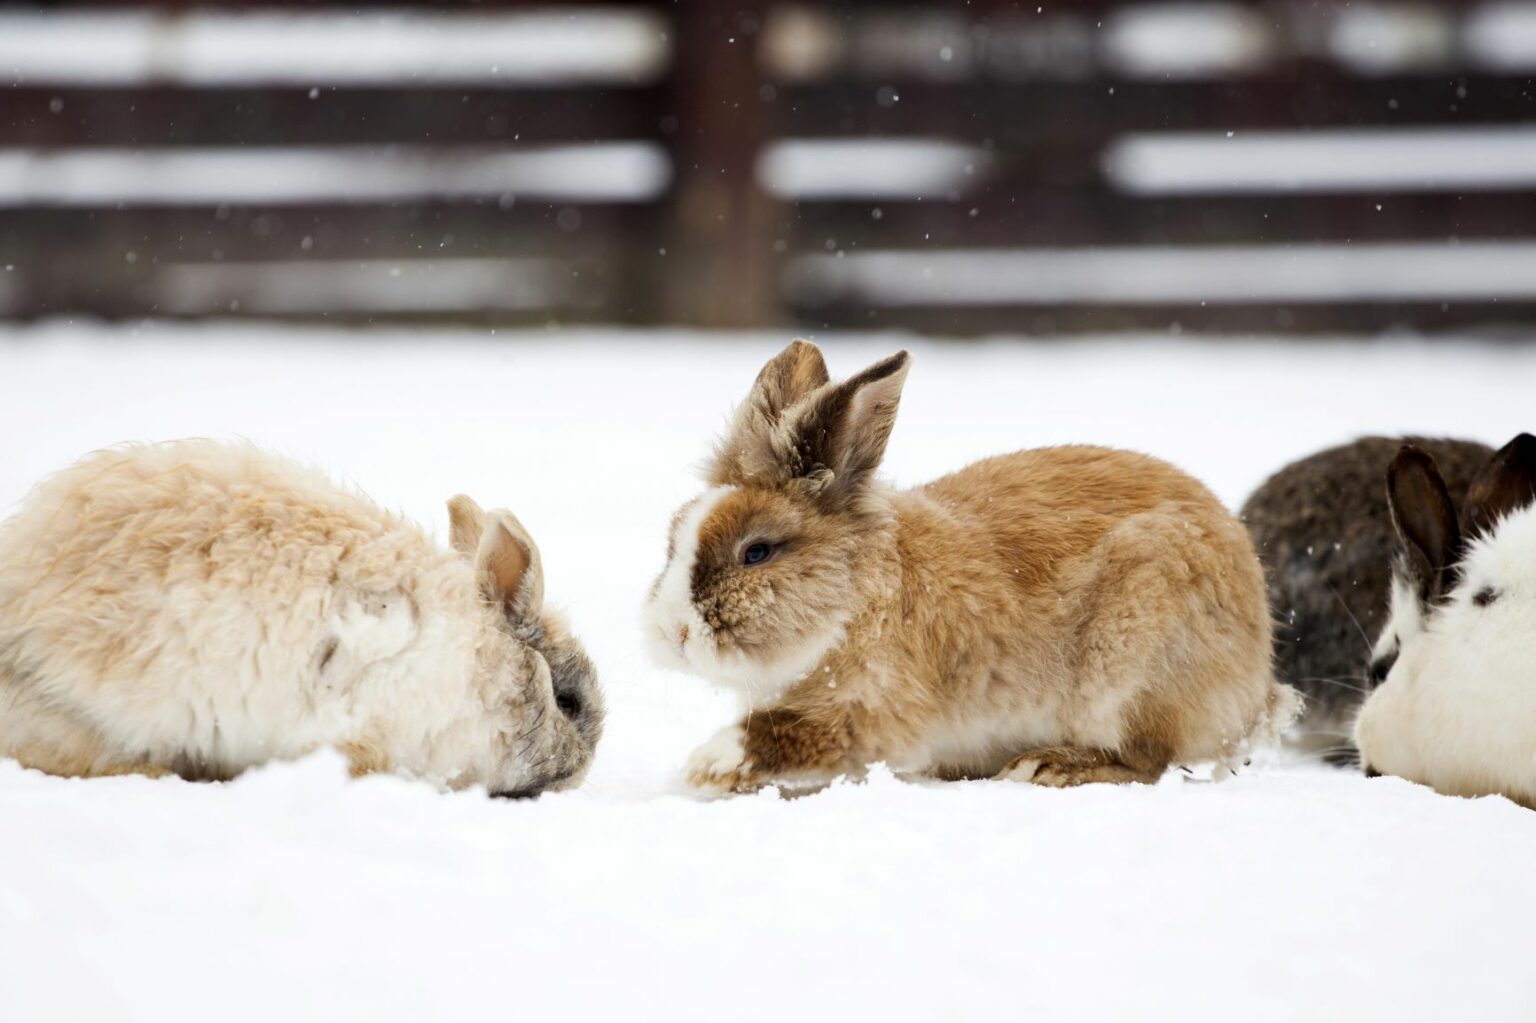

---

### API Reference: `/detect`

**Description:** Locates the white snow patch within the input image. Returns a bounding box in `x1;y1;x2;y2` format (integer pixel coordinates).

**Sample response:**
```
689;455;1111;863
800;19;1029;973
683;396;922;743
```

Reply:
2;324;1535;1021
1106;126;1536;195
1466;1;1536;70
157;259;575;316
1327;4;1456;73
757;139;992;200
0;144;669;207
0;9;668;86
1103;3;1275;78
790;241;1536;306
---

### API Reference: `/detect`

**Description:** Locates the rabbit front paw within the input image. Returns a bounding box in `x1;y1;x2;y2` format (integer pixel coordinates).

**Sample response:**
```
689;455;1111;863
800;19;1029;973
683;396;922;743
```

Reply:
685;723;759;795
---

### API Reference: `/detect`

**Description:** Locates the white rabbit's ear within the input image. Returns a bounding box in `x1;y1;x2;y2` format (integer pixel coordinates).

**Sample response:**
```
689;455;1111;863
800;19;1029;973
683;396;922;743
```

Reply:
477;511;545;620
1387;445;1463;601
447;494;486;557
1464;433;1536;541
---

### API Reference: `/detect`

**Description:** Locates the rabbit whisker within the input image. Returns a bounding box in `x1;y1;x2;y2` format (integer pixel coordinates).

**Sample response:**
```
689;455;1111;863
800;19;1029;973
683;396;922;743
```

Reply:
1328;583;1376;656
515;703;548;742
514;705;550;761
1294;675;1372;696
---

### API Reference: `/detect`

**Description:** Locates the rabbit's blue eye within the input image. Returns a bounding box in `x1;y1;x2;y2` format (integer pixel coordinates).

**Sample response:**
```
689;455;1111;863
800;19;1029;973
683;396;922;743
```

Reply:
743;543;772;566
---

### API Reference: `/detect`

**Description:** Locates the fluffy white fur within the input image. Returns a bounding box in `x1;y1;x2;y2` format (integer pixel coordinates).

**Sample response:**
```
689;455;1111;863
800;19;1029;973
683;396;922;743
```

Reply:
0;440;595;793
683;723;749;789
1370;572;1426;675
646;486;734;669
1356;506;1536;806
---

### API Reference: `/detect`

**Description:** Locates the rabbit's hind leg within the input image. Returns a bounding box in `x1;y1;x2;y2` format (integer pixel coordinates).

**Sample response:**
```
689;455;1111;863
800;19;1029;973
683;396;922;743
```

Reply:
0;671;159;779
997;745;1166;787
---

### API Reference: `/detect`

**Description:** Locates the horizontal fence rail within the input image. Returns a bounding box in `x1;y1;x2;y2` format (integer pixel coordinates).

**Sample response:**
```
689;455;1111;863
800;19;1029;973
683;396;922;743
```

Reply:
1;0;1534;334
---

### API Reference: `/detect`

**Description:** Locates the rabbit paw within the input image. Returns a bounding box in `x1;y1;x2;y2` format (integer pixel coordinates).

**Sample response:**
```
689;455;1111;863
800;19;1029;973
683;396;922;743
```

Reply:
685;723;758;795
999;747;1163;787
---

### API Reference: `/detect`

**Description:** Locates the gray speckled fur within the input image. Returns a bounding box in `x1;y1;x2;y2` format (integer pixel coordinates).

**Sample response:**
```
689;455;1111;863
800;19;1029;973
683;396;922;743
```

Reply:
514;615;604;776
1241;436;1492;760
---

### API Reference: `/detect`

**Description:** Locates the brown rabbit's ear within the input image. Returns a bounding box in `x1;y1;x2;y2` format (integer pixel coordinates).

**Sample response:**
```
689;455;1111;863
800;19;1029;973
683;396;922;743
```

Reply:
789;350;911;504
447;494;487;557
1387;445;1463;601
710;340;831;485
1463;433;1536;541
746;339;830;422
475;510;545;620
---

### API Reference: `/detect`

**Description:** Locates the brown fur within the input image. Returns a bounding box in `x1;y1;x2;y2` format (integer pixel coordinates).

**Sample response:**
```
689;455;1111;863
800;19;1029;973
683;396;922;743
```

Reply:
653;343;1292;795
999;746;1167;786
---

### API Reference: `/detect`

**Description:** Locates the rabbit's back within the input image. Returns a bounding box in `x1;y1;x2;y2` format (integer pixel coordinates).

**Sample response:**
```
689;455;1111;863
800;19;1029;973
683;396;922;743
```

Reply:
912;444;1280;767
922;445;1237;575
0;441;448;773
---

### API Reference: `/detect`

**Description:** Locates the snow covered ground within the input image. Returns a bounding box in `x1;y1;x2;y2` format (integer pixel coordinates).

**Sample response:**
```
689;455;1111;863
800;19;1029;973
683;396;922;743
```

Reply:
2;322;1534;1021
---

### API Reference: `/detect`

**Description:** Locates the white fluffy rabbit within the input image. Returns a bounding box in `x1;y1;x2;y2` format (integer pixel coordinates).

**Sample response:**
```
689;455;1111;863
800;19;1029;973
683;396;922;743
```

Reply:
1356;434;1536;807
0;440;602;794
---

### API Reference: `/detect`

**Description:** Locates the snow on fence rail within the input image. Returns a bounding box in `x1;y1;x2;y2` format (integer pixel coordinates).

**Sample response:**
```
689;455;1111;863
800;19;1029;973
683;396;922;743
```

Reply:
1;0;1535;334
0;9;670;86
0;145;671;206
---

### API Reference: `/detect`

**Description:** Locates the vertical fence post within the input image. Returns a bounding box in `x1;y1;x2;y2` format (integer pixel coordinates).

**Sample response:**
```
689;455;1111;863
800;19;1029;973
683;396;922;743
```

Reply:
650;0;781;328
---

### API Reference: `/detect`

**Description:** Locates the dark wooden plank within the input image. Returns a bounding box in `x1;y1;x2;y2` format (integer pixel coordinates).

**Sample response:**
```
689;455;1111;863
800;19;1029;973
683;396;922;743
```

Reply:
774;73;1536;142
0;86;666;147
792;300;1536;337
0;251;628;322
0;201;653;319
789;191;1536;248
0;202;647;262
0;302;627;329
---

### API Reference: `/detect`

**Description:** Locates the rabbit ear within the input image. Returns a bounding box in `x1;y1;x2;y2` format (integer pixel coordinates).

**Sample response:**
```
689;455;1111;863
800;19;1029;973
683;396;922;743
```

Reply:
788;350;911;504
447;494;486;557
710;340;831;485
746;339;830;422
1387;445;1463;602
1464;433;1536;541
475;510;545;620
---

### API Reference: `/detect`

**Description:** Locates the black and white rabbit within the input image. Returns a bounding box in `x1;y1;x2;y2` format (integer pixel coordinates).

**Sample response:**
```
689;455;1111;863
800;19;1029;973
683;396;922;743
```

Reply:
1356;434;1536;807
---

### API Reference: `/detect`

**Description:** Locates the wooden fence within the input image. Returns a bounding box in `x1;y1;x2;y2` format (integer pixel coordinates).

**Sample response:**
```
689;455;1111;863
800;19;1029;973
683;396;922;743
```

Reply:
2;0;1535;334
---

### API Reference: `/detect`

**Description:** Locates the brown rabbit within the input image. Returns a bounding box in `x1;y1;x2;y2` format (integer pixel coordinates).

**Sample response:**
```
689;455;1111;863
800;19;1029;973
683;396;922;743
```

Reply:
644;341;1294;794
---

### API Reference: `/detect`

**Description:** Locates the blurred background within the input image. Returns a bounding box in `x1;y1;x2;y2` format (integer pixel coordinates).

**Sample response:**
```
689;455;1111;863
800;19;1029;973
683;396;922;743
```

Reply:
1;0;1534;336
